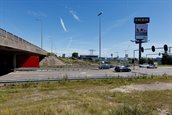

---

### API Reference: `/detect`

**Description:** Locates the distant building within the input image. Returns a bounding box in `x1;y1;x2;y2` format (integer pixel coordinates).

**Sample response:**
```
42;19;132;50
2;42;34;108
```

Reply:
62;54;65;58
79;55;98;61
125;54;128;58
106;58;114;61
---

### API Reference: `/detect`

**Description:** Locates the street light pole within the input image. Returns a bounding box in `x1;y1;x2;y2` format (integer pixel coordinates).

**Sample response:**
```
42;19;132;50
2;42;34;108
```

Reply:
114;52;118;58
36;19;43;49
51;38;53;53
41;20;43;49
98;11;103;69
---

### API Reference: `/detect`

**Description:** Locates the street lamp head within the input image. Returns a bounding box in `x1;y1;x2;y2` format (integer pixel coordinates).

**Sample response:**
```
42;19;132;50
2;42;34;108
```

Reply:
98;11;103;16
130;40;135;42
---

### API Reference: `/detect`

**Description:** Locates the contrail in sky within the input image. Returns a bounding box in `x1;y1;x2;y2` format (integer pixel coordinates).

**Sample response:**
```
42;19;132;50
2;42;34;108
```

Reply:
60;18;68;32
69;10;80;21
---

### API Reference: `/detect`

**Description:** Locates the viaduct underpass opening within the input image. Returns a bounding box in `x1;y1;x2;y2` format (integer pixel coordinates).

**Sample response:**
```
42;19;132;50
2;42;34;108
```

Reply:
0;53;13;76
0;28;47;76
0;50;45;76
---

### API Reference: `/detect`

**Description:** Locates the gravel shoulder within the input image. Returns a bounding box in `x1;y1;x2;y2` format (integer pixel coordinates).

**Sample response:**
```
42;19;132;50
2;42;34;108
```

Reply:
110;82;172;93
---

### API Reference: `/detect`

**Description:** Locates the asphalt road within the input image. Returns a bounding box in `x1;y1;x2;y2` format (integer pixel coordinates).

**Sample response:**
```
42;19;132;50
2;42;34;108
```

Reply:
0;66;172;83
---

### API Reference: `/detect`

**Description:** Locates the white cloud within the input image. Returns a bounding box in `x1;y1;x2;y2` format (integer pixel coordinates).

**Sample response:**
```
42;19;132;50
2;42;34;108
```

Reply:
60;18;68;32
27;10;47;17
69;10;80;21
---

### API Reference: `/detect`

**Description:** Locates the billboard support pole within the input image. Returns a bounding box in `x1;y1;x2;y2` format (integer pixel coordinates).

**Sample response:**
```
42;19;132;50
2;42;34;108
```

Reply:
138;40;142;63
133;50;136;70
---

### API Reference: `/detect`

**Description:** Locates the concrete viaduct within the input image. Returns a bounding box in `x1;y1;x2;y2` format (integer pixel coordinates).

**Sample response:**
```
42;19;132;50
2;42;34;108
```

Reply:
0;28;47;74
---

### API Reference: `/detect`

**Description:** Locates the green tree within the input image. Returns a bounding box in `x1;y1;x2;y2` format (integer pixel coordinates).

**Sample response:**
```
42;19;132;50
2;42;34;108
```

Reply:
72;52;79;59
161;53;172;65
147;58;154;65
139;58;147;64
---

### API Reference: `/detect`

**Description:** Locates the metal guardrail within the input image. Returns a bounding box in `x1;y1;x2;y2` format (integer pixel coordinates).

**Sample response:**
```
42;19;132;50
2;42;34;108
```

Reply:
15;67;98;71
0;76;122;84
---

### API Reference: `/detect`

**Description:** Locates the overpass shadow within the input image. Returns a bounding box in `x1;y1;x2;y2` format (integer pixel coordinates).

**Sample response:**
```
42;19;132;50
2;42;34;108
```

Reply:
0;54;14;76
0;69;13;76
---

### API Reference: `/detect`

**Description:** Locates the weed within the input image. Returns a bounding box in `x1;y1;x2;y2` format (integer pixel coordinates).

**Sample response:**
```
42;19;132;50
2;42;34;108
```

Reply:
0;77;172;114
109;104;153;115
62;74;68;81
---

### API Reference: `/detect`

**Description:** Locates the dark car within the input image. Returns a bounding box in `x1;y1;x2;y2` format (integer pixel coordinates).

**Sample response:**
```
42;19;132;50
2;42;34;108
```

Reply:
109;64;115;68
114;66;131;72
99;64;110;69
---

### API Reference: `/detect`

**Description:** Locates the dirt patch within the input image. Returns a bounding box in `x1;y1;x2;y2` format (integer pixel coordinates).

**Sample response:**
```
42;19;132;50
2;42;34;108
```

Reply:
40;55;65;66
110;82;172;93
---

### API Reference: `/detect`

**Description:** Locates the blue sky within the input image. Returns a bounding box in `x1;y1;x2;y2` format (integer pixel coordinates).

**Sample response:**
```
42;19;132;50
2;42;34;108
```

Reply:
0;0;172;58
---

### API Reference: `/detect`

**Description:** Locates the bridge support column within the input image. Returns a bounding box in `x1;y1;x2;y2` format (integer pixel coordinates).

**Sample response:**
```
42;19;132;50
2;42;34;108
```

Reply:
13;54;16;71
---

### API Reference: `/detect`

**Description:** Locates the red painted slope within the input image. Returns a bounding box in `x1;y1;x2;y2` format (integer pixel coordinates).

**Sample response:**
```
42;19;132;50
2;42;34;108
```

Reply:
17;56;39;68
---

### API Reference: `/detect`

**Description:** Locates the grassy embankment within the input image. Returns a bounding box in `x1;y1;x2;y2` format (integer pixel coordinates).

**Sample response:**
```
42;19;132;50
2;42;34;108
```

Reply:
56;57;98;68
0;76;172;115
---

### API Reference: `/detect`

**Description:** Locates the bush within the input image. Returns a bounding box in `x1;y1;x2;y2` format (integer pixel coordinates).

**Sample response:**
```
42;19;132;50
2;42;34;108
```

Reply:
72;52;79;59
109;104;152;115
147;58;154;65
161;53;172;65
139;58;147;64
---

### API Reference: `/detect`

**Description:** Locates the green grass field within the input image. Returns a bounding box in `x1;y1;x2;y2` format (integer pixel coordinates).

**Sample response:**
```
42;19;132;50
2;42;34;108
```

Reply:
0;76;172;115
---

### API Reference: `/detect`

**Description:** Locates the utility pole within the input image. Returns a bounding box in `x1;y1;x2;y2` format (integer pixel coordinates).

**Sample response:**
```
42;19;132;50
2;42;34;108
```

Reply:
114;52;118;58
36;19;43;49
89;49;95;55
124;50;128;58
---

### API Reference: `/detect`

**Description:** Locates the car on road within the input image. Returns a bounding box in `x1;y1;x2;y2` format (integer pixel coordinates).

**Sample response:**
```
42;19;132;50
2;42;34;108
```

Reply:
139;64;157;69
139;64;150;68
147;64;157;69
99;64;110;69
99;64;115;69
114;66;131;72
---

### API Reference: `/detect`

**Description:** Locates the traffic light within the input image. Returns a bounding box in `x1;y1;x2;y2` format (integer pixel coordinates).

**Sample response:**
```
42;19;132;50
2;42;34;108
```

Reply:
151;46;155;52
164;44;168;52
141;47;144;52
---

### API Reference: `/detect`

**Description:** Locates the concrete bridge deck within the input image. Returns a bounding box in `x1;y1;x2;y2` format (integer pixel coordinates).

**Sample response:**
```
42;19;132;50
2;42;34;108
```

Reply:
0;28;47;55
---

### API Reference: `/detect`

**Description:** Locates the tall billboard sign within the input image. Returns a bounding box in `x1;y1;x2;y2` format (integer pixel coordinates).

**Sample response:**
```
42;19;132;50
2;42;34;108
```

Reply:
134;17;150;63
135;24;148;42
134;17;150;43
